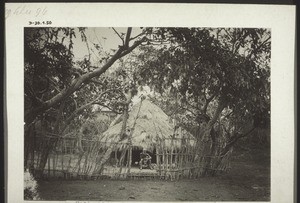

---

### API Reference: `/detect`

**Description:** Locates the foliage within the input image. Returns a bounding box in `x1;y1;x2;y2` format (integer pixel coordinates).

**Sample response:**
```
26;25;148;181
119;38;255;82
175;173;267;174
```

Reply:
24;170;40;200
24;27;144;135
24;27;270;176
134;28;270;137
24;27;147;173
130;28;270;177
25;28;75;99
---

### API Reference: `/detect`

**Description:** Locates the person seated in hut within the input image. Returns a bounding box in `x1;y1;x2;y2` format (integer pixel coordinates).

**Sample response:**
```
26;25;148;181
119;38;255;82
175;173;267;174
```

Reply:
139;149;152;169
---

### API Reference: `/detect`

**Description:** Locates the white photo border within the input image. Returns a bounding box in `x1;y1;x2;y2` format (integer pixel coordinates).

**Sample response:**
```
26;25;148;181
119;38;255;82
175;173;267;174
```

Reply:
5;3;296;203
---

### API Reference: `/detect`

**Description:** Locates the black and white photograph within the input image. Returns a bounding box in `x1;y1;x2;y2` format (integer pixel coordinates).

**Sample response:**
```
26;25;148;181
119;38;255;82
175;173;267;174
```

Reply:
5;3;295;203
23;26;272;201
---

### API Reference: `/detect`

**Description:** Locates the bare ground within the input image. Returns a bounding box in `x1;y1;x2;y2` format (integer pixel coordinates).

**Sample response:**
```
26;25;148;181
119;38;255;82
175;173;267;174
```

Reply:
36;146;270;201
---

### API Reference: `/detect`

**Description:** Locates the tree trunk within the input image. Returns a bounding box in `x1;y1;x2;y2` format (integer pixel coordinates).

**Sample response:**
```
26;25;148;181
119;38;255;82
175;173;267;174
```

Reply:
24;28;144;126
118;148;128;175
127;145;132;175
35;143;57;178
24;29;145;177
93;110;129;175
195;100;226;176
94;90;133;174
35;101;65;178
212;126;255;176
221;127;255;156
24;123;36;170
203;128;217;176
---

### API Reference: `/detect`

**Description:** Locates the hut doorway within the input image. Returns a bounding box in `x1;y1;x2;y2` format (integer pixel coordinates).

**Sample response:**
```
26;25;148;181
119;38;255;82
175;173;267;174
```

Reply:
108;148;157;168
131;148;157;167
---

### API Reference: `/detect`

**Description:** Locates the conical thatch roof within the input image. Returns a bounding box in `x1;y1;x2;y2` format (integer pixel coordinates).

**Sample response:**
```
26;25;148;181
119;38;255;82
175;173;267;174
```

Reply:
100;99;195;150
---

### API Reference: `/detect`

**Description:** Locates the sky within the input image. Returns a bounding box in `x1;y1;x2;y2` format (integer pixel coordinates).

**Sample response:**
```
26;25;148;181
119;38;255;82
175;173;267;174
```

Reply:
72;27;143;64
71;27;152;108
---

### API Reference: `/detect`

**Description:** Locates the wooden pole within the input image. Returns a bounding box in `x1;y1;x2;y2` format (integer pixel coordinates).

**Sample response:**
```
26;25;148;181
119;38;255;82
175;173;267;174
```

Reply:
67;156;72;172
127;144;132;175
53;152;56;177
61;153;64;171
165;140;169;179
156;145;160;175
48;154;50;177
114;149;118;168
162;139;166;178
36;141;41;171
91;141;100;174
170;138;173;167
118;147;127;176
179;138;183;178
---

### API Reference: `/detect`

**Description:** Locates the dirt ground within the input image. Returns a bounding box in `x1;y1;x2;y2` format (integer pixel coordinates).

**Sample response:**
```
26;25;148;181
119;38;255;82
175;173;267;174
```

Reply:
37;146;270;201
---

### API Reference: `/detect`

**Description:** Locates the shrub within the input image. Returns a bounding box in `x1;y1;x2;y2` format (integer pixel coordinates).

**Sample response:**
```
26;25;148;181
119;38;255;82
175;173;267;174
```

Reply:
24;169;40;200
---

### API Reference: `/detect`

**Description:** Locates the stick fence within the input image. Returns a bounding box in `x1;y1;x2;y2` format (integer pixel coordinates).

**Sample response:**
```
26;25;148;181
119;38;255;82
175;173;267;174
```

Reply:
27;133;232;180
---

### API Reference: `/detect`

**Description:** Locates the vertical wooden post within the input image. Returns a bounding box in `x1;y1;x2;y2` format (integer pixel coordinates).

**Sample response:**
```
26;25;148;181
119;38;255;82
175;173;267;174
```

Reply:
83;153;88;175
127;144;132;176
67;156;72;172
156;145;160;175
87;142;96;175
127;138;132;176
174;141;179;180
170;138;173;167
184;139;188;178
36;141;41;171
188;138;193;178
55;153;59;176
118;147;127;176
31;129;35;172
53;152;56;177
170;137;174;180
165;140;169;180
162;138;166;178
179;139;183;178
114;149;118;168
48;154;50;177
61;153;64;171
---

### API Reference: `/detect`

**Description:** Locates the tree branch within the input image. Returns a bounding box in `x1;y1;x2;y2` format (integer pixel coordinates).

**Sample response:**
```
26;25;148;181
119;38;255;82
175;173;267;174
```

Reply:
220;127;256;156
203;91;218;113
112;27;124;45
46;76;62;93
25;28;146;125
124;27;132;48
223;109;234;119
24;82;46;105
60;89;117;134
119;37;147;58
201;99;227;141
129;31;146;41
81;30;91;61
92;103;122;114
249;35;271;59
185;99;201;111
89;79;104;86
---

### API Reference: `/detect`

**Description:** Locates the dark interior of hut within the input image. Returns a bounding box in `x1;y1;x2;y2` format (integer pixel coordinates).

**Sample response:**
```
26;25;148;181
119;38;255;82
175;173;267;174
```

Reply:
132;148;157;166
109;148;157;167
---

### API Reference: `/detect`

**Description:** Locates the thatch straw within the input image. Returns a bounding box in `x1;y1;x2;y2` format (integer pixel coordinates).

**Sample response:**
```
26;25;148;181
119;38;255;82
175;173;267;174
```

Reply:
100;99;194;151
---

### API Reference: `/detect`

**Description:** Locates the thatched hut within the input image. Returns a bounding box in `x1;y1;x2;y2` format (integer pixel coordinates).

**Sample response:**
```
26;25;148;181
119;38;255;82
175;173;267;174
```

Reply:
100;99;195;165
